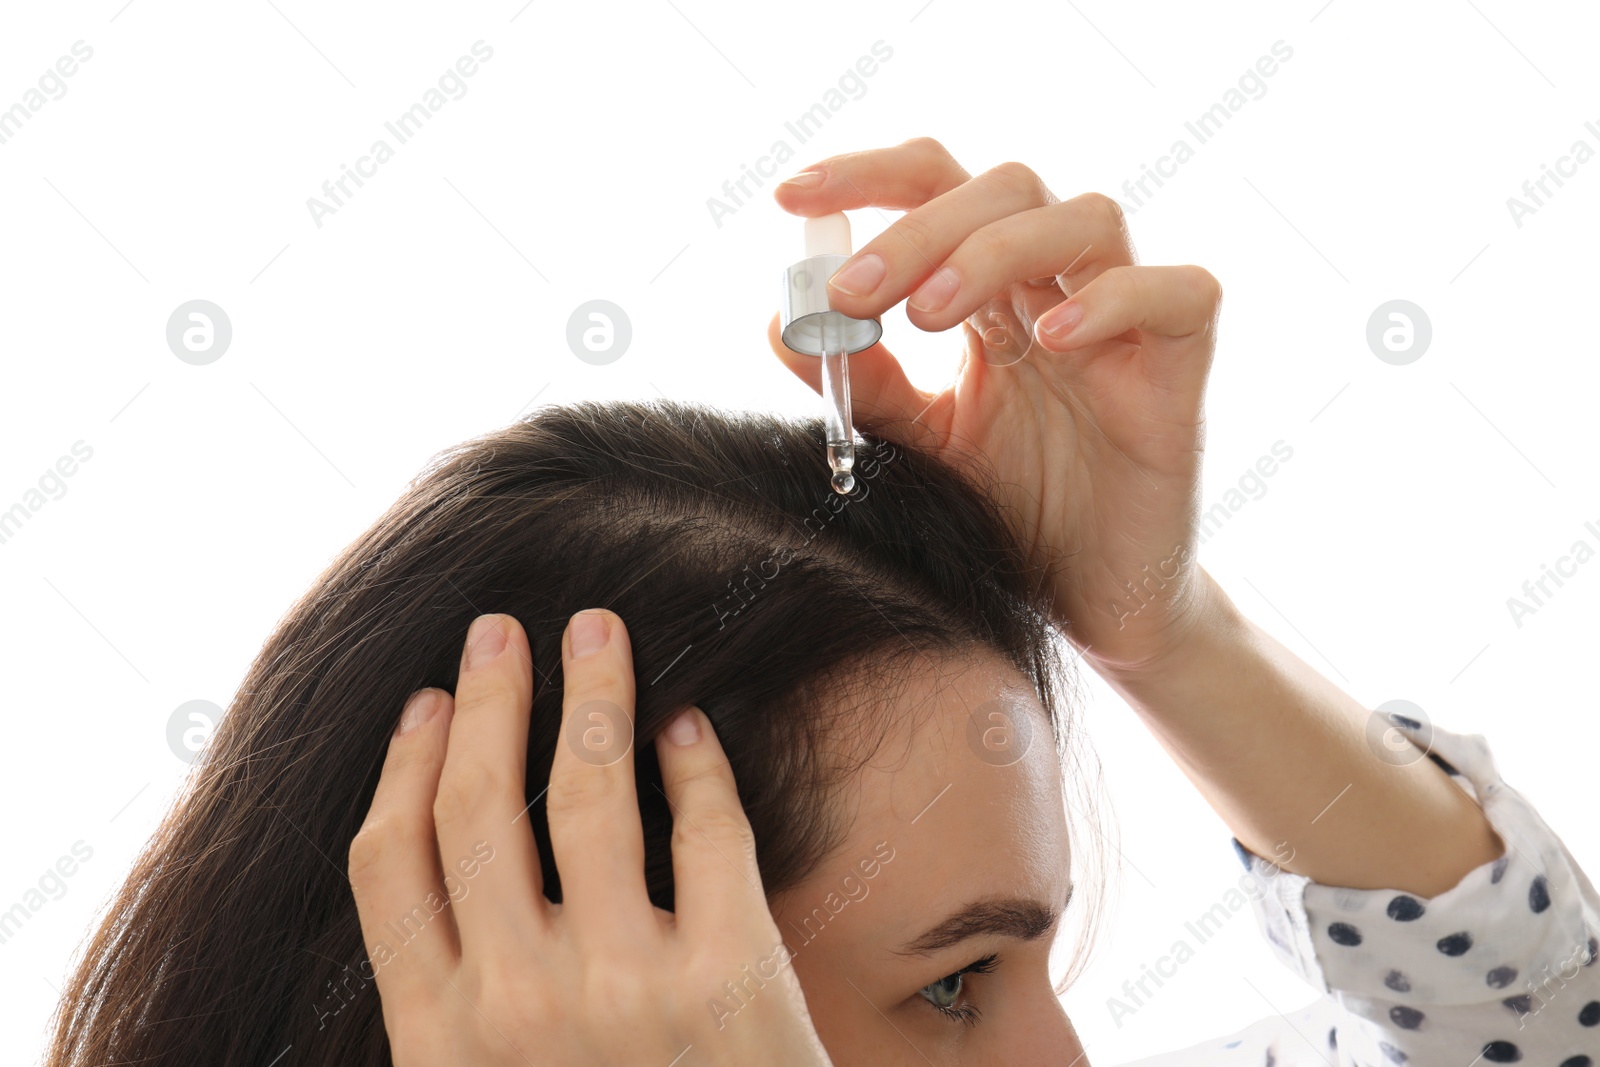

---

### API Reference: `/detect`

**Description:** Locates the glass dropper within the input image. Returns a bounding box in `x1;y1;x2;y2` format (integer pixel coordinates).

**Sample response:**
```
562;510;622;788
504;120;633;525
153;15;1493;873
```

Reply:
818;310;855;494
778;212;883;497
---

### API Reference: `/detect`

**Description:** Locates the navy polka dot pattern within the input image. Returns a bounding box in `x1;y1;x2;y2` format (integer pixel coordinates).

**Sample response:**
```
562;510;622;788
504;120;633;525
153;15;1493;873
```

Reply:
1387;895;1426;922
1328;921;1363;946
1531;875;1552;913
1485;965;1517;988
1388;1005;1424;1029
1112;719;1600;1067
1426;751;1461;776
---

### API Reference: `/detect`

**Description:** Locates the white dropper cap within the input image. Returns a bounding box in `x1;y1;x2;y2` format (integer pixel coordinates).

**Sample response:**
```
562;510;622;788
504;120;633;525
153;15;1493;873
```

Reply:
804;212;853;258
779;211;882;357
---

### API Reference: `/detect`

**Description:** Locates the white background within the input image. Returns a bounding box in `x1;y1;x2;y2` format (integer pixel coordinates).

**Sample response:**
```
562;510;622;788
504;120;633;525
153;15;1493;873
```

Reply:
2;1;1597;1063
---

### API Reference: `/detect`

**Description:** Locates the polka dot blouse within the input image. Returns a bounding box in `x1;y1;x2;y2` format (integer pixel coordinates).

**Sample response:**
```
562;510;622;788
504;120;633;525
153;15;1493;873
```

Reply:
1122;718;1600;1067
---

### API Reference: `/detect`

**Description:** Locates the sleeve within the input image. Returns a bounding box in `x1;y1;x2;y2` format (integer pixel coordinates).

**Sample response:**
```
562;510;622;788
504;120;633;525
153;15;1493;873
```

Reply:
1224;717;1600;1065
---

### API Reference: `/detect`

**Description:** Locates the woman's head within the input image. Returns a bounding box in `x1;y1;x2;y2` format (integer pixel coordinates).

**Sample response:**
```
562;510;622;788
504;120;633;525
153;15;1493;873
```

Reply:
48;399;1104;1066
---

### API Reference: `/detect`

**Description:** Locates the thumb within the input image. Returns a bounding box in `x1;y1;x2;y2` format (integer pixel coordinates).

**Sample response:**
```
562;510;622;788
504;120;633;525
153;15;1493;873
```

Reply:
765;312;933;430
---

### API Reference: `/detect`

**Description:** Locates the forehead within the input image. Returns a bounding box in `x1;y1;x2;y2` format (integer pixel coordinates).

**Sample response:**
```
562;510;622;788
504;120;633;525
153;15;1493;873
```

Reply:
776;651;1070;944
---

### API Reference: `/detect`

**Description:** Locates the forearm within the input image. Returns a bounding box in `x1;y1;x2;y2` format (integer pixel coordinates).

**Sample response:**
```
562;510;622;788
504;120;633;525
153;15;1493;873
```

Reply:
1089;567;1505;898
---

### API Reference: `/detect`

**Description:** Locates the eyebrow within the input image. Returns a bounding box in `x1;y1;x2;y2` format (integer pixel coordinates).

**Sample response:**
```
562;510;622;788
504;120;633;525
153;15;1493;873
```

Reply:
896;883;1075;957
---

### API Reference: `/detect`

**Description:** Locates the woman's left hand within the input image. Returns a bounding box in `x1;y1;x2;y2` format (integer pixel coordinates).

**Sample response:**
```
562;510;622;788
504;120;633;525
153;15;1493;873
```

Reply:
768;137;1222;671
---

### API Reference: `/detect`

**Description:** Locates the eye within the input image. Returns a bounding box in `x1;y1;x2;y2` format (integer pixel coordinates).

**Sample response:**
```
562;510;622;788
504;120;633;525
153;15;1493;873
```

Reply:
922;972;964;1009
918;954;999;1025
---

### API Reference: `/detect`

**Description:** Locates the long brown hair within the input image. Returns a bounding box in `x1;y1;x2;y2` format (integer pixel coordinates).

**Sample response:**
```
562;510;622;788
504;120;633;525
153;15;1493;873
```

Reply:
46;398;1107;1065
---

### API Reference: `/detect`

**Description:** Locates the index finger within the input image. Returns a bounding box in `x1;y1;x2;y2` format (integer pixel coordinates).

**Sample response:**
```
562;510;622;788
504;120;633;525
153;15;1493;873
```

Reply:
771;136;971;215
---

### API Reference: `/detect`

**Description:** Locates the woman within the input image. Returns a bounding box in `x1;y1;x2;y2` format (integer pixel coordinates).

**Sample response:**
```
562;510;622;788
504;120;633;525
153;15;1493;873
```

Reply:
46;140;1599;1066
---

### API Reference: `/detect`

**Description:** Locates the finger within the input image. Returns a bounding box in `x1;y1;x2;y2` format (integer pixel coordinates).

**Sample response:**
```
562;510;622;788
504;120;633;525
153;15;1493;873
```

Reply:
766;312;938;433
900;192;1138;333
545;608;654;947
350;688;459;996
773;138;971;322
432;613;545;959
772;136;971;216
1033;264;1223;374
654;706;770;942
819;160;1057;321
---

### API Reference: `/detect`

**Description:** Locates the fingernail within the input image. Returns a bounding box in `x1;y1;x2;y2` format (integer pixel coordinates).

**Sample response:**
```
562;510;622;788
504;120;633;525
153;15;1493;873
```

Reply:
828;253;885;297
466;614;507;668
569;610;610;659
664;708;701;746
908;266;960;314
396;689;442;736
1038;301;1084;345
779;169;825;188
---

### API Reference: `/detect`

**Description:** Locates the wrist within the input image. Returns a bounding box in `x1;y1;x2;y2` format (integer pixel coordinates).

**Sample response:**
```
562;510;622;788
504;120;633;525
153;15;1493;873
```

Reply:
1082;566;1244;683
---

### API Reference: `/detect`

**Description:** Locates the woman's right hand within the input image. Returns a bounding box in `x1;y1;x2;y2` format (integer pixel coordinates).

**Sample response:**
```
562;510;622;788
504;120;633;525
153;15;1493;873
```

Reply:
769;138;1220;674
348;609;833;1066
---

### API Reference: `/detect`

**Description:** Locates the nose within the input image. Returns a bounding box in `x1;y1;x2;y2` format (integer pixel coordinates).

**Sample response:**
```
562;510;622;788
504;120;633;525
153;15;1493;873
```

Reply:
1011;992;1089;1066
